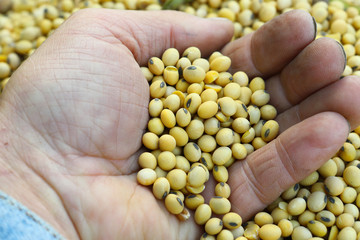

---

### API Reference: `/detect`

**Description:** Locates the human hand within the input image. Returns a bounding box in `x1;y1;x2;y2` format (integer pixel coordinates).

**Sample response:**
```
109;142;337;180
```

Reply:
0;9;358;240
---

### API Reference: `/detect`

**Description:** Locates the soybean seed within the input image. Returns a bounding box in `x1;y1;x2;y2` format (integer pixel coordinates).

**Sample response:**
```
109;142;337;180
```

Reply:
185;194;204;210
149;80;167;98
165;193;184;215
148;57;164;75
187;165;207;187
197;135;217;153
205;217;223;235
138;152;157;169
222;212;242;230
175;108;191;127
159;134;176;152
182;46;201;62
194;203;212;225
157;151;176;171
169;127;189;147
137;168;157;186
215;182;231;198
183;142;202;162
316;210;336;227
212;146;232;165
213;165;229;183
142;132;159;150
307;191;327;212
261;120;279;142
186;119;204;140
254;212;274;226
162;48;180;67
258;224;282;240
166;169;187;190
197;101;219;119
152;177;170;200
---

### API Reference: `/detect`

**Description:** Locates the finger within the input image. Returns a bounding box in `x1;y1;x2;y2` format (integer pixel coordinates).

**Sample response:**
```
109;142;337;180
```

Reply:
276;76;360;132
228;112;349;220
222;9;316;78
266;37;346;113
65;9;234;65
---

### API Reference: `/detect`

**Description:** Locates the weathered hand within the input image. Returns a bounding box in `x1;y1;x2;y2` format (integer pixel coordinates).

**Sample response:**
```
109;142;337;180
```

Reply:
0;9;358;240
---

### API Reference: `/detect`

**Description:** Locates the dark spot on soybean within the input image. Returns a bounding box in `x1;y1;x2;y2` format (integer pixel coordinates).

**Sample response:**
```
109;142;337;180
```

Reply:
357;163;360;169
186;98;192;108
149;58;154;65
170;191;177;195
220;182;225;187
154;98;160;101
162;192;168;199
309;220;315;224
201;157;208;166
214;165;218;171
229;222;238;227
264;129;270;138
294;183;299;191
160;81;165;88
202;233;208;238
178;67;183;76
219;220;223;226
242;104;248;112
329;196;335;203
324;195;327;203
321;216;331;222
177;197;183;206
183;108;188;114
193;143;199;150
229;77;233;81
214;196;223;199
324;185;330;193
217;121;220;128
232;130;235;136
44;8;49;14
188;66;197;70
340;146;345;151
188;194;196;199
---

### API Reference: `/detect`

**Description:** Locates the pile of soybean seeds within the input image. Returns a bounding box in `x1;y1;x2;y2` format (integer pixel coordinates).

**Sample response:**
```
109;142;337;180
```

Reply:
137;46;280;239
2;0;360;239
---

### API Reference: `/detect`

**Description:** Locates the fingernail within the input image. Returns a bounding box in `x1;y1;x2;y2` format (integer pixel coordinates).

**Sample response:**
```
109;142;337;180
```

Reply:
312;16;317;40
347;120;352;133
336;41;347;71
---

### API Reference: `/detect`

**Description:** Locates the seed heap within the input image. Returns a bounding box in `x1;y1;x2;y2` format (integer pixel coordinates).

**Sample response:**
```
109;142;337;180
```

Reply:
3;0;360;239
137;46;280;238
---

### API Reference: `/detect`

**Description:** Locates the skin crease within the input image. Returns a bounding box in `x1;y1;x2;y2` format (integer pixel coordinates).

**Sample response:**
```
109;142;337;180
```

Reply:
0;8;359;240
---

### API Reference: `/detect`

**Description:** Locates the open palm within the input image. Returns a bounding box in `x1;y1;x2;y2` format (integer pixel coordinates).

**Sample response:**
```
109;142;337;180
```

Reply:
0;9;359;240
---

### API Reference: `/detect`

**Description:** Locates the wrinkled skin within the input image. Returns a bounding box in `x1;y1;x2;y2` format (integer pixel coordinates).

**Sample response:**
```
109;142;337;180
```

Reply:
0;9;359;240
